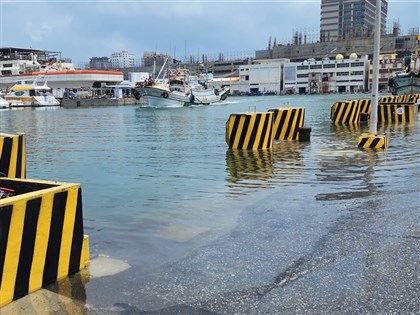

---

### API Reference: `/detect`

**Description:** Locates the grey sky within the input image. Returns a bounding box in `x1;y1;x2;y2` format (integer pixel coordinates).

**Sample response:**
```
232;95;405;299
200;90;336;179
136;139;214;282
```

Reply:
1;0;419;66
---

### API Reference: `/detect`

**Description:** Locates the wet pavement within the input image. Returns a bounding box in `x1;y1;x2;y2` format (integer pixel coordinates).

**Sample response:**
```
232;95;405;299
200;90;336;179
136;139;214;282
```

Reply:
83;185;419;314
6;180;418;314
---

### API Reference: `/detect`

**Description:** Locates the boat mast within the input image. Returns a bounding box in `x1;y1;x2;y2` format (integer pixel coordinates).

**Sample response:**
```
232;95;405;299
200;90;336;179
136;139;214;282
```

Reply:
369;0;382;135
412;35;419;94
155;58;169;81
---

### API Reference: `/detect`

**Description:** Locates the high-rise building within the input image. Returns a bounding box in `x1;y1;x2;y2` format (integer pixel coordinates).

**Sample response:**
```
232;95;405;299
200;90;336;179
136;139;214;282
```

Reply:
109;50;135;68
320;0;388;42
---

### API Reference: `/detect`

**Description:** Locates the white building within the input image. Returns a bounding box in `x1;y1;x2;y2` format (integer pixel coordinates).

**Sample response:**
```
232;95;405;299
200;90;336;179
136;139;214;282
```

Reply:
109;50;135;69
283;54;369;94
231;59;289;95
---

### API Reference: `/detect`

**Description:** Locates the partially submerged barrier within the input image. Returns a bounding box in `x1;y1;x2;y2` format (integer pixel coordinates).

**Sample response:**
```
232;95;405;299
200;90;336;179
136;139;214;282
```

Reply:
378;103;418;122
358;133;389;149
0;178;90;307
0;133;26;178
330;100;362;124
225;112;274;149
268;107;305;140
331;95;419;124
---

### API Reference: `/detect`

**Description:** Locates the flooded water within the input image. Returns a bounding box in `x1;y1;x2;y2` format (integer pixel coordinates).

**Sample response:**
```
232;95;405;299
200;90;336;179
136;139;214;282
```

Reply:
1;94;419;313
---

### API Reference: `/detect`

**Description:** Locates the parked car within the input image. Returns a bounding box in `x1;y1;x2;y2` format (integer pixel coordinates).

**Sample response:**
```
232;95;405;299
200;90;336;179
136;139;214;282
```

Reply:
63;91;76;99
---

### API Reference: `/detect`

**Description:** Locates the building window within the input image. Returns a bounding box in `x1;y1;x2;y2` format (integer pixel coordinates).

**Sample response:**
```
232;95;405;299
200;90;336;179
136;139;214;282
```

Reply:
297;65;309;70
337;63;350;68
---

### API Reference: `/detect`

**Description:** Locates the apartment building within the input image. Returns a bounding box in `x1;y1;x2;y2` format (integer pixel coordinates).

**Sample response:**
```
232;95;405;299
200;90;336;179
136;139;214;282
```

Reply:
320;0;388;41
283;54;370;94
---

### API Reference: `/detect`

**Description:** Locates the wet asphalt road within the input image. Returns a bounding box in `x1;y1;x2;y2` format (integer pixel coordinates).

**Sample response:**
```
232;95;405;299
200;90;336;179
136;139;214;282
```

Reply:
82;182;420;314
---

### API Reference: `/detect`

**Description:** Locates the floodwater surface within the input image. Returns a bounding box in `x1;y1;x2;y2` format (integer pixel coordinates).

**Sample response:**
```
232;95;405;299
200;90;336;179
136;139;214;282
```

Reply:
1;94;419;314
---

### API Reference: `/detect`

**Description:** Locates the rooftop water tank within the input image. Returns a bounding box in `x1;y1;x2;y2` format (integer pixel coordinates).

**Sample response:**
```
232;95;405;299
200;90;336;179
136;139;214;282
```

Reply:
350;53;358;60
335;54;344;61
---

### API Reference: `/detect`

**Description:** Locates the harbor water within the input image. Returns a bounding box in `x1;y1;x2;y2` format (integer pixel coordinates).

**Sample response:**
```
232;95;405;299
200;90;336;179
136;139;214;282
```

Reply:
1;94;419;314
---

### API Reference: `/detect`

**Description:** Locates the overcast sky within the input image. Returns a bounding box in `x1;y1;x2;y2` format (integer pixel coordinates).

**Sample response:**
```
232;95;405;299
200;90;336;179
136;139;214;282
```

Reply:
1;0;419;66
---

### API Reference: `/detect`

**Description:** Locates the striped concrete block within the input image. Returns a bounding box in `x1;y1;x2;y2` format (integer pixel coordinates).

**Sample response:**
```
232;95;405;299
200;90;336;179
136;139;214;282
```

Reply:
269;108;305;140
330;100;361;123
358;133;389;149
226;112;274;149
0;133;26;178
0;178;90;307
378;104;418;122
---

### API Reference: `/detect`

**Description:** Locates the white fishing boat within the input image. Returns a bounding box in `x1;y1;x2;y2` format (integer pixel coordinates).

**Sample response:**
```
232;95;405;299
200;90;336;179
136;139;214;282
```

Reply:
4;79;61;107
0;96;9;108
135;60;229;108
388;35;420;95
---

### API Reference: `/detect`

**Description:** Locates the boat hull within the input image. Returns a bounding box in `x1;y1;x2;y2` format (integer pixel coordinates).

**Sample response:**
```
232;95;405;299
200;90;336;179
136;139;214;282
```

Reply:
6;96;60;108
137;85;229;108
389;74;420;95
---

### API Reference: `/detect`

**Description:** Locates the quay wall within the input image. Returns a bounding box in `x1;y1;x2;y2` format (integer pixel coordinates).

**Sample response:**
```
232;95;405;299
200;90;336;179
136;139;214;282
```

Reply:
61;97;146;108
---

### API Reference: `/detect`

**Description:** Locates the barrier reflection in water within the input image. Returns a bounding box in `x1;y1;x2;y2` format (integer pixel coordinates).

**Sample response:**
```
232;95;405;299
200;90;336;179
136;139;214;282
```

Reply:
226;149;274;185
225;141;306;196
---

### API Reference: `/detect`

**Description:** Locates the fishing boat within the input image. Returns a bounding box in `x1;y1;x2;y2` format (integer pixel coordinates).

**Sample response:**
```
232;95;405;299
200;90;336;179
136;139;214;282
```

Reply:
135;60;229;108
388;35;420;95
0;97;9;108
4;79;61;107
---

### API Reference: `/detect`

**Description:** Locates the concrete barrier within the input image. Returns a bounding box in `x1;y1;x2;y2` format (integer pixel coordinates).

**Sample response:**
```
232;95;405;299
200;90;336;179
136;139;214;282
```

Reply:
378;104;418;122
330;100;361;124
269;108;305;140
0;133;26;178
0;178;90;307
226;112;274;149
358;133;389;149
331;96;419;124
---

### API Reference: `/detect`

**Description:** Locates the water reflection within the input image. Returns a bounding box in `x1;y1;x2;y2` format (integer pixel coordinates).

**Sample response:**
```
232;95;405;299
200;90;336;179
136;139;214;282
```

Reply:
225;149;274;193
315;148;381;201
225;141;306;196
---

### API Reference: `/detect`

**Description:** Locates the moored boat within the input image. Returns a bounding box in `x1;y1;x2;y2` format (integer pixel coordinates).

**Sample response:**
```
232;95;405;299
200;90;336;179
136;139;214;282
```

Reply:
388;35;420;95
135;66;229;108
4;79;60;107
0;96;9;108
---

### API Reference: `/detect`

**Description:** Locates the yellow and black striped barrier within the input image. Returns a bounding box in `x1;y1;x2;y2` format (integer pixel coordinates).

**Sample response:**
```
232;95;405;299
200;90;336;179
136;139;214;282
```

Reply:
378;104;418;122
380;94;420;104
0;133;26;178
330;100;361;124
268;108;305;140
0;271;89;314
358;133;389;149
0;178;90;307
331;96;420;124
226;112;274;149
356;99;371;114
